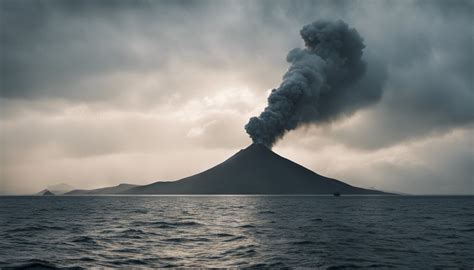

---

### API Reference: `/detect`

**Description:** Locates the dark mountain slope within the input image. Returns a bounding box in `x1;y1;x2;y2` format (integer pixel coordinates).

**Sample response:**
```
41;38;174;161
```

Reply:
65;183;138;195
125;144;386;194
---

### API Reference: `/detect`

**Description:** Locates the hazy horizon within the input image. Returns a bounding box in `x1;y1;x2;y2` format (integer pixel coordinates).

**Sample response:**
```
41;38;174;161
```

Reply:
1;0;473;195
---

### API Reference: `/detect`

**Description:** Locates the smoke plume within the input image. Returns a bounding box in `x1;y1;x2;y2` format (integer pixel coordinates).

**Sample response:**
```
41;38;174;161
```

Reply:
245;20;383;148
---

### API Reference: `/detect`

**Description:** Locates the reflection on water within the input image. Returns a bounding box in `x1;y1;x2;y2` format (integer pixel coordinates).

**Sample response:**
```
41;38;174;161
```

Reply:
0;196;473;268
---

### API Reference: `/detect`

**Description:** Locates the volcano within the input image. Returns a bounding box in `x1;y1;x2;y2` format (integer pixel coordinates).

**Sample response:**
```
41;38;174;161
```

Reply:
123;144;385;194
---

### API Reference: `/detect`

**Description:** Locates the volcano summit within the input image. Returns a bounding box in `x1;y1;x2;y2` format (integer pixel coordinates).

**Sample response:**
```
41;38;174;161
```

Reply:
66;144;386;195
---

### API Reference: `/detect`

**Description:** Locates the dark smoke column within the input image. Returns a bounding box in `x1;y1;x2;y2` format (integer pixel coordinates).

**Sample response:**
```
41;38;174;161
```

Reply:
245;20;378;148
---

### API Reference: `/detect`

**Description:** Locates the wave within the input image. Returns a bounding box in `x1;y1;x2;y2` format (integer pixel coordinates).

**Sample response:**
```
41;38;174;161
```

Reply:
292;240;315;245
1;259;82;270
107;258;148;266
238;224;256;228
223;235;246;242
6;225;65;233
163;237;211;243
150;220;202;228
213;233;234;238
326;263;363;269
71;236;98;245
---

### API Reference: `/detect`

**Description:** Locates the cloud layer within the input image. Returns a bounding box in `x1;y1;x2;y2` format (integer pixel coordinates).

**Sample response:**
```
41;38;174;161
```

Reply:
1;0;472;194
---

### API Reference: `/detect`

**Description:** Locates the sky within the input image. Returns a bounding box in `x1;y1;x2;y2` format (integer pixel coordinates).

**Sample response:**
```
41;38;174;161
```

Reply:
0;0;473;195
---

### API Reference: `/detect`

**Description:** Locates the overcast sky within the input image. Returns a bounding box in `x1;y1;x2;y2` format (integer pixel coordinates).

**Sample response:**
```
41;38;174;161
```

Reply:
1;0;473;195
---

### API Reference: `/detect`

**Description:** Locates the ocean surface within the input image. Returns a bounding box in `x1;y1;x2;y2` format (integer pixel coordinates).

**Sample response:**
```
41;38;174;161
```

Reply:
0;196;473;269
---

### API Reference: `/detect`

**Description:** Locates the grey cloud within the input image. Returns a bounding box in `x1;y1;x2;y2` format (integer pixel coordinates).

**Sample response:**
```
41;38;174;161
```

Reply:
364;130;474;195
0;0;296;102
1;0;167;100
1;0;472;138
329;1;474;149
1;0;472;146
276;127;474;195
1;0;473;194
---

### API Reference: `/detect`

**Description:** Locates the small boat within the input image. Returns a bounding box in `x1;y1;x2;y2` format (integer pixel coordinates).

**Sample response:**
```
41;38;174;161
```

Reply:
333;192;341;197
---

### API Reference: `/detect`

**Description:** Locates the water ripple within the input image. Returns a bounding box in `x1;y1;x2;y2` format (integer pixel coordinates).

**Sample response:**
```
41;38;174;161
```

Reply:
0;196;472;268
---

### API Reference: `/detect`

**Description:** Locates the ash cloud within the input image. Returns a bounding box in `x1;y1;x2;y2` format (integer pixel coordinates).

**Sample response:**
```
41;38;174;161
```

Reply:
245;20;384;147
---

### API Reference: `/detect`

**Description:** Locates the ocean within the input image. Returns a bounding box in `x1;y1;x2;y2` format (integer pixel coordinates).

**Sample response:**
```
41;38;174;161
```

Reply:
0;196;472;268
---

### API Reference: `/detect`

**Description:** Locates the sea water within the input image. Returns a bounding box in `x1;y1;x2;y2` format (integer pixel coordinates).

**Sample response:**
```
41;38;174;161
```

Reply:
0;196;473;268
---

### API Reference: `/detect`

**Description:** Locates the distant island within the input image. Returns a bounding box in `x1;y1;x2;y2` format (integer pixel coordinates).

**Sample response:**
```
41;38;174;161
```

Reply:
62;144;389;195
36;189;55;196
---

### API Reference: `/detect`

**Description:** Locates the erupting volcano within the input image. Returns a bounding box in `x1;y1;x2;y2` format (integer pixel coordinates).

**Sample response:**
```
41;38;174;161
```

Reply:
125;144;385;194
67;144;386;195
65;19;387;195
